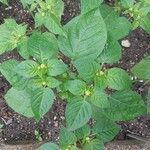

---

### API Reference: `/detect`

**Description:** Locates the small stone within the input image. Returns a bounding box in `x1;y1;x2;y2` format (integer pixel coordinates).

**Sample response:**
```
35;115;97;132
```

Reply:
121;40;131;48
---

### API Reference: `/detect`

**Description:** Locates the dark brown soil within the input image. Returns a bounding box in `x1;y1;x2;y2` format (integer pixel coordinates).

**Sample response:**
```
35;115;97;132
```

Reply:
0;0;150;145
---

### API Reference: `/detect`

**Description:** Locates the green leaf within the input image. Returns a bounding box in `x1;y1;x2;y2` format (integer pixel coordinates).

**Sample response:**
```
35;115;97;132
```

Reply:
104;90;146;121
83;139;104;150
66;79;86;96
17;36;30;59
0;60;30;89
66;98;92;131
48;59;67;76
120;0;135;8
142;13;150;34
0;19;27;55
58;8;107;61
38;142;59;150
28;32;58;61
81;0;103;14
5;88;34;117
100;4;131;40
73;58;100;82
107;68;132;90
132;58;150;80
59;127;77;148
0;0;8;5
92;111;120;143
90;88;110;108
14;60;38;78
31;88;55;120
97;37;122;64
35;0;65;36
75;125;90;140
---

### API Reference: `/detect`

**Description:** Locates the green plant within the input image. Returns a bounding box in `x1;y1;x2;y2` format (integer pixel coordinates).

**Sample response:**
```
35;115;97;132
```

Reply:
0;0;146;149
115;0;150;30
132;57;150;113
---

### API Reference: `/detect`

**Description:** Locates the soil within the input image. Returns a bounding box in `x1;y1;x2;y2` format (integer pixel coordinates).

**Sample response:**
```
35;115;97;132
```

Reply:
0;0;150;146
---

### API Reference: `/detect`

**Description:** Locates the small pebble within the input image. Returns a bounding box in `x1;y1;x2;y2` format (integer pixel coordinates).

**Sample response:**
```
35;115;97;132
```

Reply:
121;39;131;48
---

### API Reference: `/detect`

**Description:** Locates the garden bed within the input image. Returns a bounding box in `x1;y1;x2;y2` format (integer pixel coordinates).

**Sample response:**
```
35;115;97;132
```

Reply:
0;0;150;149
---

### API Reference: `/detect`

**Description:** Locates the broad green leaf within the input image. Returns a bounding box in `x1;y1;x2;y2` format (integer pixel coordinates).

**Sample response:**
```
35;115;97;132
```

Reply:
5;88;34;117
59;127;77;148
58;8;107;61
107;68;132;90
97;37;122;64
142;13;150;34
0;60;29;89
0;0;8;5
90;88;110;108
28;32;58;61
38;142;59;150
14;60;38;78
92;110;120;143
100;4;131;40
0;19;27;55
75;125;90;140
48;59;67;76
83;139;104;150
81;0;103;14
66;79;86;95
66;99;92;131
31;88;55;120
20;0;35;7
104;90;146;121
132;59;150;80
73;58;100;82
120;0;135;8
17;36;30;59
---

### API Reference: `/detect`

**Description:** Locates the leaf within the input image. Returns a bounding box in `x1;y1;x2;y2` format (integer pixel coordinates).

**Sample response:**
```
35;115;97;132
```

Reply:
20;0;35;7
0;19;27;55
0;60;30;89
59;127;77;148
75;125;90;140
45;13;66;36
66;99;92;131
31;88;55;120
90;88;110;108
17;36;30;59
14;60;38;78
107;68;132;90
83;139;104;150
35;0;65;36
100;4;131;40
73;58;100;82
97;37;122;64
92;110;120;143
66;79;86;96
0;0;8;5
103;90;146;121
5;88;34;117
81;0;104;14
120;0;135;8
58;8;107;61
38;142;59;150
132;58;150;80
48;59;67;76
142;13;150;34
28;32;58;61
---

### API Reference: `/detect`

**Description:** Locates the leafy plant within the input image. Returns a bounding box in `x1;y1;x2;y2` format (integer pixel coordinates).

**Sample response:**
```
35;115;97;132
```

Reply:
0;0;146;149
115;0;150;30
